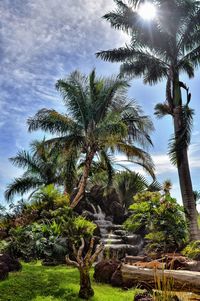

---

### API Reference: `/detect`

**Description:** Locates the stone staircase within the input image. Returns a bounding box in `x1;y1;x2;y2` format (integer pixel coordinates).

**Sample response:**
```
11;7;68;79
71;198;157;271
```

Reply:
92;205;143;259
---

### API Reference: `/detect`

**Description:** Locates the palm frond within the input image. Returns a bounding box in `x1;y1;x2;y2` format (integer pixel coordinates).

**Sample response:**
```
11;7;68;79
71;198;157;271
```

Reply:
154;103;172;118
56;71;89;128
168;105;194;166
5;177;43;202
28;109;76;135
116;142;155;179
10;150;40;173
99;150;115;186
93;77;129;123
147;180;162;192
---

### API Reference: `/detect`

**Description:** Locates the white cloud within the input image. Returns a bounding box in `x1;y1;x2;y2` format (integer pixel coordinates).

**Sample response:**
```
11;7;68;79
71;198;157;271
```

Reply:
152;154;176;175
0;0;127;146
0;0;126;93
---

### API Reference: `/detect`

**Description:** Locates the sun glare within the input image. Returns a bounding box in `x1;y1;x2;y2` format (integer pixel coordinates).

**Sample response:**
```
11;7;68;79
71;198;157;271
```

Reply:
138;2;156;21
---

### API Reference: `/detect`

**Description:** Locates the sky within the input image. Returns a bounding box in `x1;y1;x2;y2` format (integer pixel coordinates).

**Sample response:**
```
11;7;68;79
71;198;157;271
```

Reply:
0;0;200;210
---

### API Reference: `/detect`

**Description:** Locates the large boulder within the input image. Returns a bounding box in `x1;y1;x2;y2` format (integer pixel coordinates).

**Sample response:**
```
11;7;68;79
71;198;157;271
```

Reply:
89;186;125;224
94;259;121;284
0;230;7;239
0;254;22;272
0;262;9;280
111;268;123;287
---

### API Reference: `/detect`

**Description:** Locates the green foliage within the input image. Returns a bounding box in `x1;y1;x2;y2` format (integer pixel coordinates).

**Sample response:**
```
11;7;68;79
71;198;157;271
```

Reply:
98;0;200;240
7;222;67;261
5;199;96;262
5;140;61;201
182;240;200;260
0;263;139;301
31;184;70;210
124;191;188;252
114;171;149;210
0;240;9;253
73;216;96;237
27;69;155;207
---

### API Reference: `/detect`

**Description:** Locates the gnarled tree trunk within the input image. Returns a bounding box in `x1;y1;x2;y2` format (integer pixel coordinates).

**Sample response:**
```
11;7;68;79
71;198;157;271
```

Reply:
66;237;104;300
79;267;94;299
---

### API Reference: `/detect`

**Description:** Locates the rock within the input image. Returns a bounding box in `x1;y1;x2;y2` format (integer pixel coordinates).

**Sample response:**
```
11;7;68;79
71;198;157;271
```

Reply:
186;261;200;272
125;256;148;265
109;201;124;224
134;292;153;301
94;259;121;284
89;186;126;224
132;260;165;269
0;230;7;239
0;254;22;272
111;268;123;287
0;262;9;280
82;210;95;221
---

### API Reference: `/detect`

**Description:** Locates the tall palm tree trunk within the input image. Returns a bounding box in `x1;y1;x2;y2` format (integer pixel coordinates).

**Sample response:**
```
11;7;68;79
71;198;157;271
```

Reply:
70;151;95;209
173;106;200;240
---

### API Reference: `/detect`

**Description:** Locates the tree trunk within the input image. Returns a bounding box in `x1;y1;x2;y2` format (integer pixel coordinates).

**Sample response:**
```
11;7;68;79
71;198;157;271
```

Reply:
121;264;200;294
70;150;95;209
173;109;200;240
172;76;200;240
79;267;94;299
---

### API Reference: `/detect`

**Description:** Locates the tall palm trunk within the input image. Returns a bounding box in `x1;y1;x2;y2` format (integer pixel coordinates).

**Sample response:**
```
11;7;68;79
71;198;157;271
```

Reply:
70;150;95;209
173;78;200;240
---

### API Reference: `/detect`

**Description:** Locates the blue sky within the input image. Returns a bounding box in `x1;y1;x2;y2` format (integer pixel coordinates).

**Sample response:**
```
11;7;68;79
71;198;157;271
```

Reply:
0;0;200;210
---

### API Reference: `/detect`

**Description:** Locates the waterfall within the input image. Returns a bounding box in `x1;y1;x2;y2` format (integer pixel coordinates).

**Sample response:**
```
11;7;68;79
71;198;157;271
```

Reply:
92;205;144;260
90;204;97;214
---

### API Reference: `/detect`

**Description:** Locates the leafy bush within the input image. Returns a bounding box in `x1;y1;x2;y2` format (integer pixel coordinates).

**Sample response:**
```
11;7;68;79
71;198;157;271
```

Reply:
6;206;96;262
1;185;97;263
7;222;67;261
73;216;96;237
124;191;188;253
0;240;9;253
31;184;70;210
182;240;200;260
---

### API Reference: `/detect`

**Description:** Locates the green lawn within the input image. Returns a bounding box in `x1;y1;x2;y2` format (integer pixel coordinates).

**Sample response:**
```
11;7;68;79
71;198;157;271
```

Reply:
0;262;139;301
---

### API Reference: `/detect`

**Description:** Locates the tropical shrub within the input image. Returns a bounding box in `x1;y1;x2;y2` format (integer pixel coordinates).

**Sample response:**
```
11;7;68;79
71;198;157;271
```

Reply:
182;240;200;260
124;191;188;253
0;240;9;253
7;222;66;261
5;205;96;262
31;184;70;210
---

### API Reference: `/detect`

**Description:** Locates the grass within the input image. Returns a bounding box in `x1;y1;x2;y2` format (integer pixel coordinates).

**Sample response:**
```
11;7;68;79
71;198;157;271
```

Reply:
0;262;139;301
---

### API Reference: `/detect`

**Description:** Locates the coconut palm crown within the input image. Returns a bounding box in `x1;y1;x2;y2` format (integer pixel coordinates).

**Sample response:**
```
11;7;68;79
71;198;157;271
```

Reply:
97;0;200;239
27;69;154;209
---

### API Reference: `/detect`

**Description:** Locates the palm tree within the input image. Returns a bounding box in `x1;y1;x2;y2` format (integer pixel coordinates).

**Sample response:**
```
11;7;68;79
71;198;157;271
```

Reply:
97;0;200;240
114;171;161;211
27;69;155;209
5;140;60;201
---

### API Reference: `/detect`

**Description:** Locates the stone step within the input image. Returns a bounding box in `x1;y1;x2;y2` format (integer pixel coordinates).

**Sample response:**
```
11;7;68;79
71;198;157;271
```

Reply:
95;220;112;225
124;235;142;245
101;239;123;245
109;225;123;231
103;234;121;239
96;224;112;229
113;229;127;236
